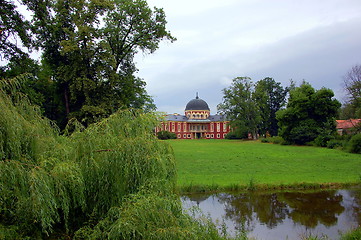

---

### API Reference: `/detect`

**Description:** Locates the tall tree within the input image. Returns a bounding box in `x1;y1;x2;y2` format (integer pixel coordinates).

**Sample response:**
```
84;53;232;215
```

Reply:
21;0;174;128
276;82;341;145
341;64;361;118
218;77;260;138
254;77;288;136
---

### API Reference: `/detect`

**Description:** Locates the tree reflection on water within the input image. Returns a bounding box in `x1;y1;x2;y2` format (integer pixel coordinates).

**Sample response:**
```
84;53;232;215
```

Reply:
218;192;289;232
280;191;344;228
184;188;361;237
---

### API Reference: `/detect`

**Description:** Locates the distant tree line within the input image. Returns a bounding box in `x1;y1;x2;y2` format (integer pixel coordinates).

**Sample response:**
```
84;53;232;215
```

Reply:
218;68;361;146
1;0;175;129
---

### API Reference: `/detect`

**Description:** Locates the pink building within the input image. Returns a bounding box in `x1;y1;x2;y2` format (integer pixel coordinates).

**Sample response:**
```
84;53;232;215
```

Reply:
156;94;230;139
336;119;361;135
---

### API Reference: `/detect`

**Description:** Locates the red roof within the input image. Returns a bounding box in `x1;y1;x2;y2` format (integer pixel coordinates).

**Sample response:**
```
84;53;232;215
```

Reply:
336;119;361;129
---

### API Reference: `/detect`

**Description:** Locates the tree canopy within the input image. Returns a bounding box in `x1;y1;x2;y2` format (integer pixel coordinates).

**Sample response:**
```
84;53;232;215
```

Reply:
276;82;341;145
218;76;288;138
254;77;288;136
1;0;175;129
218;77;260;138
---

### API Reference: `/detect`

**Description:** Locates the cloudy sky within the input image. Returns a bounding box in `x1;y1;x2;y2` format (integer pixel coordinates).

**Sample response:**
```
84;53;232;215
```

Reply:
134;0;361;114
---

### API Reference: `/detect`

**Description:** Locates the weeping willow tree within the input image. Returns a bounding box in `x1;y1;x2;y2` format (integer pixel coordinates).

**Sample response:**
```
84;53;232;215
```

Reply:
0;76;230;239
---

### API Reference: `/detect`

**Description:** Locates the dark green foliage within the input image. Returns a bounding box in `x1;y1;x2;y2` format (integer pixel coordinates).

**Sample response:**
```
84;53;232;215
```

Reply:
327;139;345;149
32;0;174;127
157;130;177;140
1;0;174;129
277;82;341;145
225;131;247;139
218;77;260;138
219;77;288;139
261;136;284;144
254;77;288;136
313;134;335;147
348;134;361;154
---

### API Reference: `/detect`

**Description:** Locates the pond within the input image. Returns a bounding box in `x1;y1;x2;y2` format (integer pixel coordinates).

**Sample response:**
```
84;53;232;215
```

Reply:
182;188;361;240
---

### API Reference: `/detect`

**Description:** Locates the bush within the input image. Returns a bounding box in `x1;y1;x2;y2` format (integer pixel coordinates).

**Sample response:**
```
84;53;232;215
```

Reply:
288;120;319;145
261;136;284;144
348;133;361;153
313;134;335;147
225;131;248;140
157;131;177;140
225;132;241;139
327;139;345;149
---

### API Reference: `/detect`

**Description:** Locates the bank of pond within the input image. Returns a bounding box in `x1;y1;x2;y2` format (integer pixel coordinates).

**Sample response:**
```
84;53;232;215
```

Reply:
182;187;361;240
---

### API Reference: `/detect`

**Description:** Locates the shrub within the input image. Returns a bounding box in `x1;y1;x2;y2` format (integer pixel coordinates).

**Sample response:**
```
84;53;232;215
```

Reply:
157;130;177;140
313;134;335;147
348;133;361;154
261;136;284;144
327;139;345;149
225;132;240;139
225;131;247;139
270;136;284;144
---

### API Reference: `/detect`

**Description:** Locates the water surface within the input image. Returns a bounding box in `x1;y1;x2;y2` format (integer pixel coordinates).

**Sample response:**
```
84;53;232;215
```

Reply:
182;188;360;240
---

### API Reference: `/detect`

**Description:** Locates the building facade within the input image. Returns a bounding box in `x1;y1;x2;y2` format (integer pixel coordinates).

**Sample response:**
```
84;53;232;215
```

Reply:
156;94;230;139
336;119;361;135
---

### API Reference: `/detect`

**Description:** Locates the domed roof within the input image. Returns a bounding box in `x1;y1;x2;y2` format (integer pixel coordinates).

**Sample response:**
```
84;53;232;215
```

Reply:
185;94;210;111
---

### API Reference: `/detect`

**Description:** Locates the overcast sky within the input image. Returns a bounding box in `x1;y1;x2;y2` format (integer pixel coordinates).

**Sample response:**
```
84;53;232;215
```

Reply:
135;0;361;114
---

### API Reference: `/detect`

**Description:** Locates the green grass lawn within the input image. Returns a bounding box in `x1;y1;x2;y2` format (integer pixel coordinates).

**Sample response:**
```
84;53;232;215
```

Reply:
169;139;361;190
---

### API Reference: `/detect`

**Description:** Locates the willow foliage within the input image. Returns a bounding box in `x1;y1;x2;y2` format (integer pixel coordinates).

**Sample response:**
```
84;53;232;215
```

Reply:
0;76;175;237
0;76;231;239
82;192;225;240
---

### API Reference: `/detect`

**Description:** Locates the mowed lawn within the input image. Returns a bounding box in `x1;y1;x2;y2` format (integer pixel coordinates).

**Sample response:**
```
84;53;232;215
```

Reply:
168;139;361;187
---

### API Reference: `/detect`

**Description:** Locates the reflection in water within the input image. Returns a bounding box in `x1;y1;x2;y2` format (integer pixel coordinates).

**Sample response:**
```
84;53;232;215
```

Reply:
182;188;361;240
219;192;289;232
281;191;344;228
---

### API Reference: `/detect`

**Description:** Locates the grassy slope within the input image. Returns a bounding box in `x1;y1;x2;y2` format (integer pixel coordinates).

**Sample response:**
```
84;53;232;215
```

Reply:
169;139;361;188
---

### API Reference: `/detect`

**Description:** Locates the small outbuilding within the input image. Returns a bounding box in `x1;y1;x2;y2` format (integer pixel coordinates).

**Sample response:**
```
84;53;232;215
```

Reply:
336;119;361;135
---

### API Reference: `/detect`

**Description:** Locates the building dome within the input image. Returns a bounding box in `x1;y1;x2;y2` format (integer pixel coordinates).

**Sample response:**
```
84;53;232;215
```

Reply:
185;94;210;111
